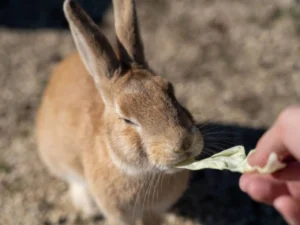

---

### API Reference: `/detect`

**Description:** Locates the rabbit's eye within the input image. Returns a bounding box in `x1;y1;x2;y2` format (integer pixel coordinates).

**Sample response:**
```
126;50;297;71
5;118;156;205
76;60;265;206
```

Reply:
123;118;137;126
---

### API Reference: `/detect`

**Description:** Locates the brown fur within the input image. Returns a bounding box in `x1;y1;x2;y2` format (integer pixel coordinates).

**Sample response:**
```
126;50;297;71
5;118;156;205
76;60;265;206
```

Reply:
36;0;203;224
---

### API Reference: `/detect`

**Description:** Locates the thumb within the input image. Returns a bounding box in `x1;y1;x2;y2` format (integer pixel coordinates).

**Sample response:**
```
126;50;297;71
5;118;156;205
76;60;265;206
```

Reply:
249;107;300;167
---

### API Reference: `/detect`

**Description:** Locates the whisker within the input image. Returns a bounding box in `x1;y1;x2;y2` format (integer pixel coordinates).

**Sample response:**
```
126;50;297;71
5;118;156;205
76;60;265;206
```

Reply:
204;142;237;151
205;139;239;147
202;148;217;155
145;173;155;214
199;151;213;158
204;140;239;146
204;144;234;153
150;168;159;206
199;125;226;132
155;172;162;203
160;172;165;201
132;175;146;220
202;131;238;136
204;136;238;140
142;168;154;214
151;171;160;210
196;121;213;130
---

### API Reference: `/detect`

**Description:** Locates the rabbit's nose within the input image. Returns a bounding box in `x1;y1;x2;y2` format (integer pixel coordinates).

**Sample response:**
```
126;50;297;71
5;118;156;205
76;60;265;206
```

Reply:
180;136;193;152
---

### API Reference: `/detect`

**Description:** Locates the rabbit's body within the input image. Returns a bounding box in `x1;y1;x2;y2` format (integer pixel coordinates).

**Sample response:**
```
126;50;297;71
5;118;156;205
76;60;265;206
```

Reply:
36;0;203;224
37;53;101;179
37;52;189;223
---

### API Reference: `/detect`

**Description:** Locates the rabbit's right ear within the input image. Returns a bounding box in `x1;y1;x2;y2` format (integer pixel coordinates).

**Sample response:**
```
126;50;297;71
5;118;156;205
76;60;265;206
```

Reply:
63;0;119;86
113;0;146;66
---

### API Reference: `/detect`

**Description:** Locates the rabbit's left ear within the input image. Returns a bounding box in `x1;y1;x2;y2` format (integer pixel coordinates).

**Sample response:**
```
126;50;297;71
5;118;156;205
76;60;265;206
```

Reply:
64;0;120;82
113;0;147;66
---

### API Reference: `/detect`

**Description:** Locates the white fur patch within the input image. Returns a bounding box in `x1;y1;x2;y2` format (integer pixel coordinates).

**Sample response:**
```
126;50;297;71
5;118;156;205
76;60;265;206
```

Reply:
62;168;98;217
69;181;98;216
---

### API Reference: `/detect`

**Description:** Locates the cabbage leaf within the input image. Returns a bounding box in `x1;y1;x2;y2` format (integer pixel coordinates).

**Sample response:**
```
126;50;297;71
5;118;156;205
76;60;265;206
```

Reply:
176;145;286;174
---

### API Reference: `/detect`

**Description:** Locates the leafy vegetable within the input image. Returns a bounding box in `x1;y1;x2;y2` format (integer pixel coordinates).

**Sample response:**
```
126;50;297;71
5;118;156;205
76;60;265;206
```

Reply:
176;145;286;174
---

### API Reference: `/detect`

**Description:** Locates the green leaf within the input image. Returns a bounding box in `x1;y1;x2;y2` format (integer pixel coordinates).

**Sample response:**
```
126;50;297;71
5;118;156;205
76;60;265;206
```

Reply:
175;145;286;174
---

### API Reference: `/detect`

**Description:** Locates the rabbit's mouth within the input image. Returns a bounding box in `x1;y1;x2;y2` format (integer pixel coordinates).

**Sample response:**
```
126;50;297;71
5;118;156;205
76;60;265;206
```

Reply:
156;147;203;173
170;152;198;169
145;128;204;173
174;156;196;167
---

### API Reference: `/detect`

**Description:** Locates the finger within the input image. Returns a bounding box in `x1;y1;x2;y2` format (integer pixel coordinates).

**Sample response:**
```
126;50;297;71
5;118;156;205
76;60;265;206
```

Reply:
273;162;300;181
240;173;289;205
274;196;300;225
249;106;300;166
287;181;300;199
248;124;287;167
239;173;251;192
239;173;258;192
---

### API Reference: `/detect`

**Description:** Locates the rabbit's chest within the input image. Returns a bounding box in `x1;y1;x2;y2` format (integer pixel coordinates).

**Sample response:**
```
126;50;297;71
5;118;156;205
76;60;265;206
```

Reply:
94;169;189;212
83;148;190;214
138;171;190;211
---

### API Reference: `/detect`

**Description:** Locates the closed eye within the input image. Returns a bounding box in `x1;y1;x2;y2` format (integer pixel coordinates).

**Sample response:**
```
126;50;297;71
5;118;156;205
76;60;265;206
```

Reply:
123;118;138;126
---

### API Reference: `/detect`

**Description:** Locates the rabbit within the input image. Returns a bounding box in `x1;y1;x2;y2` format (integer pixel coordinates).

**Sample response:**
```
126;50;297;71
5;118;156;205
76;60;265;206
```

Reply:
35;0;204;224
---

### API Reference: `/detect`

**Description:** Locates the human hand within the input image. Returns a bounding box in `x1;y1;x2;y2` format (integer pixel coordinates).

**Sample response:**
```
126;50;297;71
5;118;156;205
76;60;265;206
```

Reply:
239;106;300;225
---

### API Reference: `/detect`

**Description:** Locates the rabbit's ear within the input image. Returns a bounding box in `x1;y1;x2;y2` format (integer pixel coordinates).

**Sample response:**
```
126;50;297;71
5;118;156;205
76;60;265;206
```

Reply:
64;0;119;84
113;0;146;66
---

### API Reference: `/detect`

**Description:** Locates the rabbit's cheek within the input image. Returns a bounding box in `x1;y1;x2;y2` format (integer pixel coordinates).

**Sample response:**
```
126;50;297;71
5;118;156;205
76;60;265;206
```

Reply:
106;125;150;174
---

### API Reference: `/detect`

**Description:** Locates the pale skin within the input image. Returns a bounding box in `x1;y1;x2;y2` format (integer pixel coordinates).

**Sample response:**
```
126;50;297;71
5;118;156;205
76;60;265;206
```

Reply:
239;106;300;225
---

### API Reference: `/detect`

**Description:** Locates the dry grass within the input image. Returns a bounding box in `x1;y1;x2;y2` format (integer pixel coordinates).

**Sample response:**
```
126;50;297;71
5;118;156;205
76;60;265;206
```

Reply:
1;0;300;224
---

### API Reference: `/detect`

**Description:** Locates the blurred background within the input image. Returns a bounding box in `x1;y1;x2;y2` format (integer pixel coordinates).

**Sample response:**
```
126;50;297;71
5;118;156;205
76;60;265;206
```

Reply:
1;0;300;224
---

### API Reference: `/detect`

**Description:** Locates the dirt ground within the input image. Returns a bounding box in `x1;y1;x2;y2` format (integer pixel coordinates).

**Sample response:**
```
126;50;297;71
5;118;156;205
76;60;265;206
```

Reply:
1;0;300;224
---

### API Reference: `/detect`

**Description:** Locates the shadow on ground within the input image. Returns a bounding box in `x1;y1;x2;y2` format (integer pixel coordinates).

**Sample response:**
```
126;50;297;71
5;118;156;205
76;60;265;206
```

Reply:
1;0;298;224
0;0;111;29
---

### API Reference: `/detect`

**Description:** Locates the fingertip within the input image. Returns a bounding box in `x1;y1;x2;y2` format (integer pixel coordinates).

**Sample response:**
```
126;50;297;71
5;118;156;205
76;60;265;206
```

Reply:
248;143;269;167
239;173;260;192
274;196;300;225
274;196;286;210
239;174;250;192
250;123;286;167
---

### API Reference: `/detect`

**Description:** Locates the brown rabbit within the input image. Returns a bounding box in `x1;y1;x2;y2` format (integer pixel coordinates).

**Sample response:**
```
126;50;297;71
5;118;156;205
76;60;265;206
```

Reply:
35;0;204;224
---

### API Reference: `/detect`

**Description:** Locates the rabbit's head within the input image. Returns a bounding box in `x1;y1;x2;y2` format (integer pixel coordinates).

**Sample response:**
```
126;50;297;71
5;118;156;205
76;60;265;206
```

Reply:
64;0;203;174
